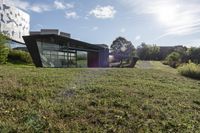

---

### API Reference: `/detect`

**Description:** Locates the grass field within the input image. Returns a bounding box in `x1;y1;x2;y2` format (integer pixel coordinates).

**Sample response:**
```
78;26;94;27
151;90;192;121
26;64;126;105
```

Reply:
0;62;200;132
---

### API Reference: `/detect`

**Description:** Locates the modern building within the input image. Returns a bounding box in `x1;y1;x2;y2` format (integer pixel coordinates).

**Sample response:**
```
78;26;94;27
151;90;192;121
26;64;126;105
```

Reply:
23;29;109;68
0;1;30;44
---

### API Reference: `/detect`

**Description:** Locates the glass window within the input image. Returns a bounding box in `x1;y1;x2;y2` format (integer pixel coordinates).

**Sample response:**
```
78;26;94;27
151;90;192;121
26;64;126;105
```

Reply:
36;40;78;68
58;52;64;56
43;50;51;55
42;43;60;51
51;54;57;59
51;51;57;55
45;54;51;59
58;55;65;59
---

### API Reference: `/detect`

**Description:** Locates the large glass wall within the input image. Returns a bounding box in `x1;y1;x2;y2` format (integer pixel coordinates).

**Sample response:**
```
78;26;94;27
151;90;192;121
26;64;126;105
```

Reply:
77;51;87;68
37;40;77;68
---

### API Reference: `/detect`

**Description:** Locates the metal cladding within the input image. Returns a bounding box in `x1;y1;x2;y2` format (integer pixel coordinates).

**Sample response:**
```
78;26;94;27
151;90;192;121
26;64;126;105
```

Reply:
0;1;30;43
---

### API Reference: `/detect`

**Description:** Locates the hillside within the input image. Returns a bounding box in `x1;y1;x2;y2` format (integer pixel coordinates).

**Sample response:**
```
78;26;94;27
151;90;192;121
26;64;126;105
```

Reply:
0;62;200;132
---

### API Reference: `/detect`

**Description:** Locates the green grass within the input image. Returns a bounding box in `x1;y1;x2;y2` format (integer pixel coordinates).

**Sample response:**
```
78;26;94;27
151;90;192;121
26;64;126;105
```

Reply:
178;63;200;80
0;63;200;132
136;61;177;73
150;61;177;73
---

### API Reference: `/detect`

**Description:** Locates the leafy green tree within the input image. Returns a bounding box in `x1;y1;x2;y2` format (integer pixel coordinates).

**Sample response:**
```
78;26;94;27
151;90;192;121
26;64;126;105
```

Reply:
110;37;135;62
173;46;189;63
137;43;149;60
0;34;9;64
165;52;181;68
149;44;160;60
137;43;160;60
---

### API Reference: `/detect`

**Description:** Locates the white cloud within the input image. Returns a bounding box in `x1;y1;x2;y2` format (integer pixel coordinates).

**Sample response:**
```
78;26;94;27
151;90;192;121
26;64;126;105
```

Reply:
4;0;51;13
3;0;30;10
120;28;126;33
65;11;79;19
89;5;116;19
92;26;99;31
135;35;141;41
65;3;74;9
54;0;74;10
54;0;65;9
120;0;200;38
30;4;51;13
4;0;73;13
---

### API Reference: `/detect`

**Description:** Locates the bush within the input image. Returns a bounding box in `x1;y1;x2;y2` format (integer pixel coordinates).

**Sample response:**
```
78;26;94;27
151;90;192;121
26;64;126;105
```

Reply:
0;34;9;64
8;50;32;64
0;44;9;64
165;52;181;68
188;47;200;64
178;62;200;80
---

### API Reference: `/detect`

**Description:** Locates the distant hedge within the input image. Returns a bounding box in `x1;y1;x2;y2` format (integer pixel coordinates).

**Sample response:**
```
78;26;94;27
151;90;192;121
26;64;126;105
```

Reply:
178;63;200;80
8;50;32;64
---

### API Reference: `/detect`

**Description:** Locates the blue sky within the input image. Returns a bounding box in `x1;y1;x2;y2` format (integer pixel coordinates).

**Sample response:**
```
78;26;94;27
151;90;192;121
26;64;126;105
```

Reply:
7;0;200;47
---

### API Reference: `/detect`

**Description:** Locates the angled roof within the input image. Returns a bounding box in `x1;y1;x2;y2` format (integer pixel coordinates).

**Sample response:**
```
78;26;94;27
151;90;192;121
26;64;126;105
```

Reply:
23;34;108;52
25;29;108;52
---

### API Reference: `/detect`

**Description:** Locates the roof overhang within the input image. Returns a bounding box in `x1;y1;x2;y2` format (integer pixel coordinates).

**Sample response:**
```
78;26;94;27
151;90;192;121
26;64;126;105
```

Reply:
23;34;108;52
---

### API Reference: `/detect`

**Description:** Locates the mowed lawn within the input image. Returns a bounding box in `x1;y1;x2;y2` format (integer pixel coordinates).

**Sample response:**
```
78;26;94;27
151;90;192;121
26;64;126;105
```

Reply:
0;62;200;132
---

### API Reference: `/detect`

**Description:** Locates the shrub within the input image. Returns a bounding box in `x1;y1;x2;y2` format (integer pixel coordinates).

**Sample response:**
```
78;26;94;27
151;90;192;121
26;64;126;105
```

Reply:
188;47;200;64
0;34;9;64
178;62;200;80
165;52;181;68
8;50;32;64
0;44;9;64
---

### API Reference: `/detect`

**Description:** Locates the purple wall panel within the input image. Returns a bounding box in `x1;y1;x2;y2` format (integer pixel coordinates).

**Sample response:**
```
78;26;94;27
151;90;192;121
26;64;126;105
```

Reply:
88;52;99;67
87;49;109;68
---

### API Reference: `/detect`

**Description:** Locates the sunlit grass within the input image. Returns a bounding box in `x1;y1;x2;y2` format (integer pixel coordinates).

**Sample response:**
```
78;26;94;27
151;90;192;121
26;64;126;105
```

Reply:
0;64;200;132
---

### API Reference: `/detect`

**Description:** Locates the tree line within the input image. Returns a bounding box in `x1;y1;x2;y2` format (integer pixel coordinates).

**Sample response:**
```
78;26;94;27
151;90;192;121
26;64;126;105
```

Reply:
136;42;200;67
110;37;200;68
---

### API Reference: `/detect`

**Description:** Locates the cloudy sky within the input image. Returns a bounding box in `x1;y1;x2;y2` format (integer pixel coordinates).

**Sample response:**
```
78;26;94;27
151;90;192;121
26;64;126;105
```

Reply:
5;0;200;47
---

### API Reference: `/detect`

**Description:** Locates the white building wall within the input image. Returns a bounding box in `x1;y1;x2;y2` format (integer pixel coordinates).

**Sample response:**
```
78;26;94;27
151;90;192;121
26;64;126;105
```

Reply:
0;1;30;43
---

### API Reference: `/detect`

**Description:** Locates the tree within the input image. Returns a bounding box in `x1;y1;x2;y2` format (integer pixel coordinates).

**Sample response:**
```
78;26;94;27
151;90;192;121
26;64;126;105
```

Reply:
110;37;135;62
0;34;9;64
137;43;160;60
137;43;148;60
165;52;181;68
149;44;160;60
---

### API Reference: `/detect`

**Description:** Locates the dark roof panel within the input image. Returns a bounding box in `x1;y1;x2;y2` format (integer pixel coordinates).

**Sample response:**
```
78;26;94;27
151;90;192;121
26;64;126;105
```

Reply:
23;34;108;51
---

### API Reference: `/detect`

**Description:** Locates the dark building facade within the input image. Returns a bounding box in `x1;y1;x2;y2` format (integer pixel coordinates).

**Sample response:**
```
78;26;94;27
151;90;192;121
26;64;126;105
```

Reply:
23;29;109;68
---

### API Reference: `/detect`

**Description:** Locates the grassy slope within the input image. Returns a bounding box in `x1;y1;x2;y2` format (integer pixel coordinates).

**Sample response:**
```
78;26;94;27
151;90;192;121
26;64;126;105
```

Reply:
0;63;200;132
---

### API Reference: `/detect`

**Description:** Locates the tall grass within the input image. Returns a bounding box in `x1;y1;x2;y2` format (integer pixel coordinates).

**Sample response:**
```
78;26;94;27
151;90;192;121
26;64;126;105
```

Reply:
178;62;200;79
